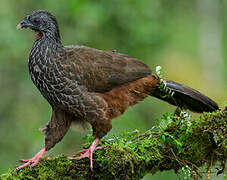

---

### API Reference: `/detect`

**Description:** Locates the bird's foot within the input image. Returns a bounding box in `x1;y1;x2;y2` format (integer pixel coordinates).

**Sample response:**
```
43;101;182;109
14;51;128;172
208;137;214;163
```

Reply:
76;146;102;155
70;138;101;169
15;148;46;172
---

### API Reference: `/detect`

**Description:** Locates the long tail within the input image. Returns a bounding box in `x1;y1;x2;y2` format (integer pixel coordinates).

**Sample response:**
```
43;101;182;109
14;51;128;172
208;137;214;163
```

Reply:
151;80;219;113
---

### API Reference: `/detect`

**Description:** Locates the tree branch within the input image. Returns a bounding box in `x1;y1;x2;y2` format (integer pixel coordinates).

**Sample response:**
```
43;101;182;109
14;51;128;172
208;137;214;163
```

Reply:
1;107;226;179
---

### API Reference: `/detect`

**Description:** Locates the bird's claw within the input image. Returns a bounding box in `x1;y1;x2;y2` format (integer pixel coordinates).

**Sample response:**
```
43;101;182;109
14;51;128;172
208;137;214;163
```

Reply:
76;146;103;155
19;156;49;163
15;158;40;172
69;138;101;169
18;159;30;163
15;148;46;172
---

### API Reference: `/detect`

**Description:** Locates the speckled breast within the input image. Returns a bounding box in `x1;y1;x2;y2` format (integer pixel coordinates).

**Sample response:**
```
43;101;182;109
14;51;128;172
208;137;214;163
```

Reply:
28;42;87;117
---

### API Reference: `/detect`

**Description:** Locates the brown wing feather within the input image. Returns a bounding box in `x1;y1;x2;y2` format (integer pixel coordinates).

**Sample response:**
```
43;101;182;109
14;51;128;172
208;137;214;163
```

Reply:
64;45;153;93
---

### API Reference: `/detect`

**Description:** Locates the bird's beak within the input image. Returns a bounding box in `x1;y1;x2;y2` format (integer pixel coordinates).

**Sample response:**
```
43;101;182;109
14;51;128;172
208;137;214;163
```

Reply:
17;19;30;29
16;23;22;29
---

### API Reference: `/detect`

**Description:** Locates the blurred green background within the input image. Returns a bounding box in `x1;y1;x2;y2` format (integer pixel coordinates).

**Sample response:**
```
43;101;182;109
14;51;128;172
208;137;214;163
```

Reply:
0;0;226;179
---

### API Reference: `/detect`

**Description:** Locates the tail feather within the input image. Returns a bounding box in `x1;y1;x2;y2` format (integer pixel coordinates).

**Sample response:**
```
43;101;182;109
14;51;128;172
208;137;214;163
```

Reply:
151;80;219;113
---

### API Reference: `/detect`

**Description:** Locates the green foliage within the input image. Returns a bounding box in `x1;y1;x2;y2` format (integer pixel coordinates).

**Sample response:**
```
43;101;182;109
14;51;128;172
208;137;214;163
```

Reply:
1;108;226;179
155;66;175;98
178;166;191;180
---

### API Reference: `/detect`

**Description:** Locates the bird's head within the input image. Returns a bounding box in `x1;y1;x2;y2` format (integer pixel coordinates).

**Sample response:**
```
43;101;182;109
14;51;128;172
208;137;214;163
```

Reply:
17;10;61;40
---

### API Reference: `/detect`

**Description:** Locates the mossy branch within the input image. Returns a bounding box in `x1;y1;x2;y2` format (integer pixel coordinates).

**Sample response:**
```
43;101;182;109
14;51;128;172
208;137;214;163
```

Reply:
1;107;226;180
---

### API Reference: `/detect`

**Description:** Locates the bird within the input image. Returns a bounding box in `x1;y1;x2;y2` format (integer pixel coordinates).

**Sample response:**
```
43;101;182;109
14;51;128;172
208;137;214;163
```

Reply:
16;10;218;171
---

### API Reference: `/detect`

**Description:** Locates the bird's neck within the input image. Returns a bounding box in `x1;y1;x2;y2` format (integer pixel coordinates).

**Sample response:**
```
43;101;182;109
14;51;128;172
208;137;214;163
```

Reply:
36;30;62;47
28;31;65;77
30;31;63;61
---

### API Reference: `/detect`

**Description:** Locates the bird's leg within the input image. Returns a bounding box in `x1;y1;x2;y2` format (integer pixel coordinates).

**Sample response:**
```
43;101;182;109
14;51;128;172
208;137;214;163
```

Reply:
15;148;46;172
76;138;102;169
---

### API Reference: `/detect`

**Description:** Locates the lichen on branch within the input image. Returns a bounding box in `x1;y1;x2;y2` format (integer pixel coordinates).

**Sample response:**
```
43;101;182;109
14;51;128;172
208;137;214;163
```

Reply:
1;107;226;180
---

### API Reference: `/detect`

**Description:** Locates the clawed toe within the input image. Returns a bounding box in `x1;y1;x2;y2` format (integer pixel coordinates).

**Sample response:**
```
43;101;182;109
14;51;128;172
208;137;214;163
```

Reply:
18;159;30;163
73;138;100;169
15;148;46;172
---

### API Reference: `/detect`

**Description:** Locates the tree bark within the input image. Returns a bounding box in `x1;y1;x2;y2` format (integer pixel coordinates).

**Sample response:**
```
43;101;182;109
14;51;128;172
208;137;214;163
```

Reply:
1;107;226;180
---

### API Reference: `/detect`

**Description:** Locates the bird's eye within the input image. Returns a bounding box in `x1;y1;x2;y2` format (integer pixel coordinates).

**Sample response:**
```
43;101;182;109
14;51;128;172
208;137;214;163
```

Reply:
33;19;40;24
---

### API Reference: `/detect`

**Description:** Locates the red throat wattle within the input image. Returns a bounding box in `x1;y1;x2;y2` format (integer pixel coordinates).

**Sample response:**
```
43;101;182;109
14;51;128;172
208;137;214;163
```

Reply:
37;33;42;39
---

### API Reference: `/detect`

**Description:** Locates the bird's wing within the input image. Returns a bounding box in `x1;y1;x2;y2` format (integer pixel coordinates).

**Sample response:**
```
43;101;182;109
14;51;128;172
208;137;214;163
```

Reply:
64;45;153;93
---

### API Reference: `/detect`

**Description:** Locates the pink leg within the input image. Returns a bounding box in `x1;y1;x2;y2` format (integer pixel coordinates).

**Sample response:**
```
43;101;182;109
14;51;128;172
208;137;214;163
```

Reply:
15;148;46;172
76;138;101;169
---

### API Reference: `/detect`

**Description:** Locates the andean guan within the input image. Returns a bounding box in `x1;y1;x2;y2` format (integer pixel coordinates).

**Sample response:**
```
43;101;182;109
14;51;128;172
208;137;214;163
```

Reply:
16;10;218;171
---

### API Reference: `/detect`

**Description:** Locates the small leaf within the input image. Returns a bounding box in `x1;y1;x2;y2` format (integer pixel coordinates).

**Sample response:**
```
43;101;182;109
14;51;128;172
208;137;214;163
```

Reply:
160;134;166;142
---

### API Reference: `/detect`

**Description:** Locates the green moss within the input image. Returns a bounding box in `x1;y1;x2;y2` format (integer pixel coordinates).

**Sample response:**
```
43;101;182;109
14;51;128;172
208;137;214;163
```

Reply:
1;108;226;180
